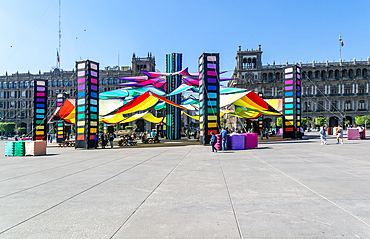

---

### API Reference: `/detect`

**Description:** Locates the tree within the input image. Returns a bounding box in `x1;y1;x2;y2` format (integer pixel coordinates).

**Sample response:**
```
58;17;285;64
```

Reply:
355;115;370;126
0;122;16;135
301;118;307;126
276;117;283;128
315;117;327;127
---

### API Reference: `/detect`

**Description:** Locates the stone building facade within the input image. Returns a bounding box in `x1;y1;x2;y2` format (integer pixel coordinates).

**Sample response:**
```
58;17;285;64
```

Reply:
228;45;370;129
0;54;155;135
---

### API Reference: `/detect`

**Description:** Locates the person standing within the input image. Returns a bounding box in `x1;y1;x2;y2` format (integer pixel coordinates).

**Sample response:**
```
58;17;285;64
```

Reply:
109;133;114;149
358;125;364;139
220;127;228;151
265;128;269;140
261;128;264;140
100;133;105;149
210;132;217;153
94;133;99;149
300;126;304;139
320;126;327;145
336;125;344;144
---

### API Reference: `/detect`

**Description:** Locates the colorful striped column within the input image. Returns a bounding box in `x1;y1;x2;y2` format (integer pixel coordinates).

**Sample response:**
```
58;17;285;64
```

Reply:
199;53;220;145
283;66;301;138
75;60;99;149
33;79;48;141
166;53;182;140
56;93;66;143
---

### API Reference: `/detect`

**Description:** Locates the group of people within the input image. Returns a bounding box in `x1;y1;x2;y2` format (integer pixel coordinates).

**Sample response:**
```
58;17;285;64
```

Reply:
319;125;344;145
95;132;115;149
210;127;229;153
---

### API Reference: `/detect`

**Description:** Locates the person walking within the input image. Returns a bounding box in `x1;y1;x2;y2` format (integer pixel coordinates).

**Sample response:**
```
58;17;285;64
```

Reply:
220;127;228;151
210;132;217;153
109;133;114;149
336;125;344;144
260;128;264;140
265;128;269;140
320;126;327;145
100;133;105;149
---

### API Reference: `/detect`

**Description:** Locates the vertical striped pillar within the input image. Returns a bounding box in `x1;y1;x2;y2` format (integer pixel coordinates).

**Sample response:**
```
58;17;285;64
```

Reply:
75;60;99;149
166;53;182;140
199;53;220;145
33;79;48;141
283;66;301;138
56;93;66;143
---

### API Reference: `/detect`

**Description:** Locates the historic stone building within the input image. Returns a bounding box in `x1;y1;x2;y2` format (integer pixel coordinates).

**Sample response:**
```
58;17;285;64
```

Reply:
228;45;370;129
0;53;155;135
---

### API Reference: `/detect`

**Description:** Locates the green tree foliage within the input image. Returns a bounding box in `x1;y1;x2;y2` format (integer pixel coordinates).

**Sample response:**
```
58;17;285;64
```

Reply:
125;126;133;130
276;117;283;128
301;118;307;126
315;117;327;126
0;122;16;134
355;115;370;126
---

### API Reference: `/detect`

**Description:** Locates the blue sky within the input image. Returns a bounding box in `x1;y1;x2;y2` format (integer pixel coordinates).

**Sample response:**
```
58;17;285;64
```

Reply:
0;0;369;77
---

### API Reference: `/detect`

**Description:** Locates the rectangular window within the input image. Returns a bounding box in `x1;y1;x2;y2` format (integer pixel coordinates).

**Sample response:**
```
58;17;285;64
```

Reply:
10;91;15;98
22;91;26;97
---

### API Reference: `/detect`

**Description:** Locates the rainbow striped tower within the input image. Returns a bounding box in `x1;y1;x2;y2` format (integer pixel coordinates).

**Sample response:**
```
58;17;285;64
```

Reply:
166;53;182;140
33;79;48;141
283;66;301;138
199;53;220;145
56;93;67;143
75;60;99;149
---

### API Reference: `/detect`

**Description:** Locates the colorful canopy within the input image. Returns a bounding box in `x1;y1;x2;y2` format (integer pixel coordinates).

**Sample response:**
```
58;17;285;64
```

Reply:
101;111;166;124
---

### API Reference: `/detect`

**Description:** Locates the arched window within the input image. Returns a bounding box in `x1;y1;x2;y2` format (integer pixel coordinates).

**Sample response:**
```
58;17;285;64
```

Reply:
64;79;68;86
334;70;339;78
68;79;73;86
8;82;12;89
108;78;113;85
19;81;24;88
58;80;62;87
47;81;50;87
13;82;17;88
114;78;118;85
315;71;320;78
52;80;56;87
342;69;347;77
348;69;353;78
98;78;102;85
328;70;333;78
3;82;6;89
25;81;28;88
363;68;367;77
321;70;325;79
275;73;280;80
308;71;312;78
268;73;273;81
30;81;34;88
356;69;361;77
262;73;267;81
102;78;107;85
302;71;306;79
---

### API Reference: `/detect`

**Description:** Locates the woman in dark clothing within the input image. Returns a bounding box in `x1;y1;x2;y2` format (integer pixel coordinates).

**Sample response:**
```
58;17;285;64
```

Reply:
100;133;105;149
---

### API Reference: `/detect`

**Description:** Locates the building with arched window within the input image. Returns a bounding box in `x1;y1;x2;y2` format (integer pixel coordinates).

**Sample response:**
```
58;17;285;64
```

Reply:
0;53;155;134
229;45;370;129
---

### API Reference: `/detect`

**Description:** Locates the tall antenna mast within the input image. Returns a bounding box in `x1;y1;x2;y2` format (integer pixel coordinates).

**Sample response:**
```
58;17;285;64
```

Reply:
58;0;61;69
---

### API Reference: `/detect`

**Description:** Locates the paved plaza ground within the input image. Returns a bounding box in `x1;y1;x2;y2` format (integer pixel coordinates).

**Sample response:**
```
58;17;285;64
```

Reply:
0;132;370;238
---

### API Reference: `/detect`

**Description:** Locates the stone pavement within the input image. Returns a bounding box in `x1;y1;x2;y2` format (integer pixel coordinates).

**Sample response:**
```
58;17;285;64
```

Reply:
0;132;370;238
